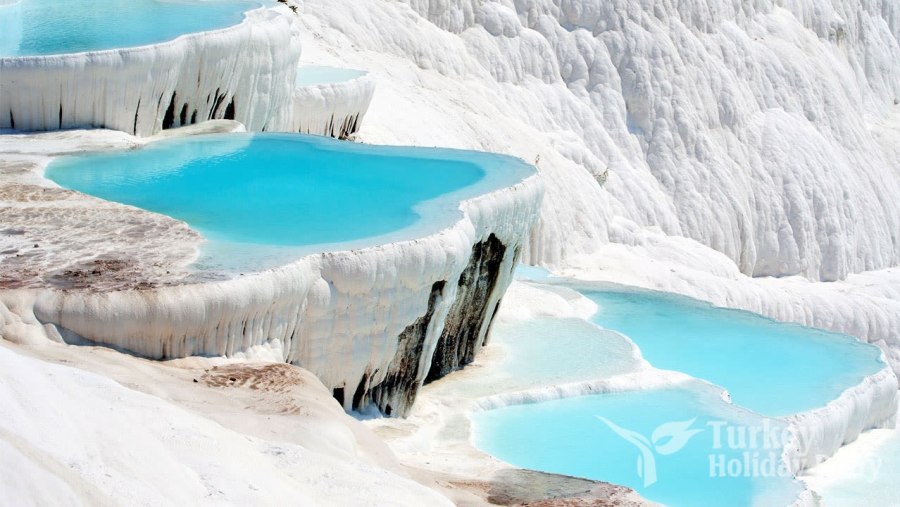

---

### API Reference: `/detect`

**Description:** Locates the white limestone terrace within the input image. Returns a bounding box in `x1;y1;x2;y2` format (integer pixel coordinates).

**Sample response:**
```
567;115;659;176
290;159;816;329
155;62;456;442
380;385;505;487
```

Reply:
0;122;544;417
0;0;301;136
293;65;376;139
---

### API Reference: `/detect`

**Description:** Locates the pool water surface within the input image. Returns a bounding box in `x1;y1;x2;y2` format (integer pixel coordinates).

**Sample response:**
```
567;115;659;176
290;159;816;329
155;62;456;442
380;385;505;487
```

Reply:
45;133;533;271
584;288;885;416
0;0;272;57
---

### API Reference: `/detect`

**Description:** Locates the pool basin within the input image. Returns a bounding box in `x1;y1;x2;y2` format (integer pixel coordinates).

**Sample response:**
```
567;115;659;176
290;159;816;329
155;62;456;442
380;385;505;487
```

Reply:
584;287;886;416
0;0;271;57
471;386;809;507
45;132;534;273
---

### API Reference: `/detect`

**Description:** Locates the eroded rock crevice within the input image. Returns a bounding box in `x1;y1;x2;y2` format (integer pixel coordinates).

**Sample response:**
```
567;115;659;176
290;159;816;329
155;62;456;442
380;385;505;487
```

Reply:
426;233;507;383
364;280;446;416
314;113;363;140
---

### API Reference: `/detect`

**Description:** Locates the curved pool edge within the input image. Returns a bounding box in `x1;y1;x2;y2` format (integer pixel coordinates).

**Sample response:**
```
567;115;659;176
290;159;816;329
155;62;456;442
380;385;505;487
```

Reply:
0;5;301;136
785;364;898;475
1;131;545;417
292;68;375;139
469;367;703;412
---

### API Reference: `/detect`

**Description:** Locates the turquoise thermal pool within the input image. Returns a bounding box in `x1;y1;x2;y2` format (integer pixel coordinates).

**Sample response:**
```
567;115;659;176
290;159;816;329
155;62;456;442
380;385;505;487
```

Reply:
45;133;533;272
584;288;886;416
471;386;809;507
0;0;271;58
468;282;888;505
296;66;367;87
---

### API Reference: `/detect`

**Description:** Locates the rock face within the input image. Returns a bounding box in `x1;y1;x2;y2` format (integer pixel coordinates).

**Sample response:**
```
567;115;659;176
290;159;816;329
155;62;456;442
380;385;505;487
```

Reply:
427;234;507;382
363;235;518;416
367;281;446;416
0;6;301;136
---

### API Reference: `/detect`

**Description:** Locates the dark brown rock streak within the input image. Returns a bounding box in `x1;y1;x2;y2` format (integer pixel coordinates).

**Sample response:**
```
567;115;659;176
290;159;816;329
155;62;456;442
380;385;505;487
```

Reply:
365;281;447;416
426;233;507;383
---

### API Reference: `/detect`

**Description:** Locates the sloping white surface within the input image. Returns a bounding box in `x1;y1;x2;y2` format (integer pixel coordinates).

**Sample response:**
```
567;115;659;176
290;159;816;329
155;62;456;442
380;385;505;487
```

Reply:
0;342;452;506
784;365;897;475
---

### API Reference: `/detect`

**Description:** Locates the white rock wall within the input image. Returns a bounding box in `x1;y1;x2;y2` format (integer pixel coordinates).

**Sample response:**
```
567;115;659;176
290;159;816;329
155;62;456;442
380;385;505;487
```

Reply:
785;365;898;474
292;72;375;138
0;6;301;136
